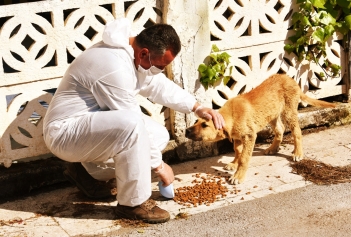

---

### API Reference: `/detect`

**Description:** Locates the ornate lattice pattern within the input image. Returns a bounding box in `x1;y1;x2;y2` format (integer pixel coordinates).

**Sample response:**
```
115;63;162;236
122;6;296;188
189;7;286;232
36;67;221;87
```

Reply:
0;0;164;166
0;0;347;166
207;0;346;107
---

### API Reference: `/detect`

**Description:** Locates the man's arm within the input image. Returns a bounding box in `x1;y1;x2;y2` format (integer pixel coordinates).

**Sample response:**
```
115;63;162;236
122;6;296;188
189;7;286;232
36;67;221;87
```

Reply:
139;73;196;113
140;74;225;129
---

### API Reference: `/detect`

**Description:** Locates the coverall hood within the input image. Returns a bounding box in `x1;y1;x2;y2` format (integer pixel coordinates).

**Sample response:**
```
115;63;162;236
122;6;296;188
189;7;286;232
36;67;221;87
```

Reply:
102;18;136;58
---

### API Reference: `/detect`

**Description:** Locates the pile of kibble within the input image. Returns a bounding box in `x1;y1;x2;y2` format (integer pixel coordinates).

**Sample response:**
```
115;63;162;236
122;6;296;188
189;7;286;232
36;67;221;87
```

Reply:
173;173;229;207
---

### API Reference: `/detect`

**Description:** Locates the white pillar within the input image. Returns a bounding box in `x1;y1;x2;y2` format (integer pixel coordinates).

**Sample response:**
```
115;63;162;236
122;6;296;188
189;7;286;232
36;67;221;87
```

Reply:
163;0;217;159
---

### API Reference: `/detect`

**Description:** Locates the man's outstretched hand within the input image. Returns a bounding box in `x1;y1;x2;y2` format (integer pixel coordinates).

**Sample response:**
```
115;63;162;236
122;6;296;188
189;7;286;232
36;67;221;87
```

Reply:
194;105;225;130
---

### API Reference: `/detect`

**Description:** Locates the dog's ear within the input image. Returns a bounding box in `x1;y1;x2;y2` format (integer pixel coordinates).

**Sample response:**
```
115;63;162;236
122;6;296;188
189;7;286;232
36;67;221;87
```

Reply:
223;129;230;138
216;127;230;140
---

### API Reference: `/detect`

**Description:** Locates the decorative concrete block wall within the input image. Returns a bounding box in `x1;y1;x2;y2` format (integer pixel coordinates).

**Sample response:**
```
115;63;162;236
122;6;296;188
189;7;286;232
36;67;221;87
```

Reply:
0;0;348;166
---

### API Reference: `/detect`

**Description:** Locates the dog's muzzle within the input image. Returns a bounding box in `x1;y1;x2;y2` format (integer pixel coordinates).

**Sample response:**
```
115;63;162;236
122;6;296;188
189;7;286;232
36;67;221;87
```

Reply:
185;128;192;138
185;127;202;141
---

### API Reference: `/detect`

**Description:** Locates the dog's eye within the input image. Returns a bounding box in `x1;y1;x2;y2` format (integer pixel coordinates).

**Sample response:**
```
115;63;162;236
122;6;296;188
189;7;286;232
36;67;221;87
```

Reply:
201;122;208;128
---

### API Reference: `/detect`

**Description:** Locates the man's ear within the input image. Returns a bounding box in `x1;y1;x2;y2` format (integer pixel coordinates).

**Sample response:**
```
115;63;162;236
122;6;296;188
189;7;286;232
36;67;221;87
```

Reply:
139;48;149;59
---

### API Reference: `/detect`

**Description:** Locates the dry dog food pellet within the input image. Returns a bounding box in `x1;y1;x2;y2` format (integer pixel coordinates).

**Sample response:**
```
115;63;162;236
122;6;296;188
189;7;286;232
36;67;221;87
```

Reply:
173;173;229;207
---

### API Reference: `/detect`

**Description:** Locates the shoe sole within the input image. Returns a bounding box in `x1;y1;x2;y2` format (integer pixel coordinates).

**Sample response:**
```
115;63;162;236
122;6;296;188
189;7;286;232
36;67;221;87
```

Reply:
114;209;170;224
63;170;112;199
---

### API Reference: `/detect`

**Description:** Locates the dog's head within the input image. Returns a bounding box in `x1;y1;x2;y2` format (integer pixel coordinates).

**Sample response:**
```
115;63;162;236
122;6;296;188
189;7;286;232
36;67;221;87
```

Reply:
185;118;228;142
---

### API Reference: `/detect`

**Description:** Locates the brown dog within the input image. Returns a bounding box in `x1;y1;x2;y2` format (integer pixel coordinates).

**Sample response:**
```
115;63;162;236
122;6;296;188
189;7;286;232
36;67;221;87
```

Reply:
186;74;335;184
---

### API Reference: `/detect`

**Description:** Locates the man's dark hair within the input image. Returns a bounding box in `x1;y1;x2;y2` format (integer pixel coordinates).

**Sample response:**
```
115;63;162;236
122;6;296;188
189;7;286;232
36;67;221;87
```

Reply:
135;24;181;57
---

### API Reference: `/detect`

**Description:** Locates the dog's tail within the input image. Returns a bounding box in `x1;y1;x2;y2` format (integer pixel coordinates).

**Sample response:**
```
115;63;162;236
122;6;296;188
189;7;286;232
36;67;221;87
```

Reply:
300;93;336;108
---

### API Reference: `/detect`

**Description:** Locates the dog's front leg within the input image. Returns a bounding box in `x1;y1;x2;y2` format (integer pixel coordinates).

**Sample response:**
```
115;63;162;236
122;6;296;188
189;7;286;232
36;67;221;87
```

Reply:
229;134;256;185
224;139;242;171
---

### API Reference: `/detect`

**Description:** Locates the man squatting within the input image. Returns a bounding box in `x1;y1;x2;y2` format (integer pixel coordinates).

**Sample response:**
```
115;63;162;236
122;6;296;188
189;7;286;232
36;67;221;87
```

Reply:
43;18;225;223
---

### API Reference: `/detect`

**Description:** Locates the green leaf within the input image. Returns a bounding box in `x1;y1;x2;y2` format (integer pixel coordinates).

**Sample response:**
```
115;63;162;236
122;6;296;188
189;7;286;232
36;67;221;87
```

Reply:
318;11;336;25
342;7;350;15
330;63;341;71
319;72;326;80
329;0;337;5
327;0;337;6
324;24;335;37
210;53;218;62
212;44;220;52
201;81;209;90
306;54;311;60
288;33;300;43
220;63;226;74
297;36;308;45
291;12;303;25
345;14;351;30
302;16;312;26
300;0;313;11
303;1;313;11
311;0;326;8
284;44;296;54
212;64;222;73
297;45;306;54
221;52;231;61
335;23;349;35
229;65;233;75
199;44;233;88
207;68;217;81
324;2;339;18
198;63;207;73
336;0;351;9
312;28;326;42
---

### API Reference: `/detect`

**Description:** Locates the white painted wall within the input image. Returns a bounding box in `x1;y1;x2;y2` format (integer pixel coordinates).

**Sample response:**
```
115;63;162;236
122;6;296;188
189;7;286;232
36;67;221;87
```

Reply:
0;0;347;166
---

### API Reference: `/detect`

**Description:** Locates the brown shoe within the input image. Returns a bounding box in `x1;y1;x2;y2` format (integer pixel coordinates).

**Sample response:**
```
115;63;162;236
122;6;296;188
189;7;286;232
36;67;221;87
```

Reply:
63;162;114;199
114;199;170;224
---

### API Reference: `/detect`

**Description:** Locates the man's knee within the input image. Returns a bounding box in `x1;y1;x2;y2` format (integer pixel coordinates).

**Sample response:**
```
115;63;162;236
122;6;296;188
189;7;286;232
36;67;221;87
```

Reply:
117;111;149;143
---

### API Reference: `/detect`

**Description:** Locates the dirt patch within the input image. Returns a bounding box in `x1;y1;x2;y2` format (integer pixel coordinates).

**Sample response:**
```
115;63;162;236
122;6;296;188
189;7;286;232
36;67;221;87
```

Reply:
290;159;351;185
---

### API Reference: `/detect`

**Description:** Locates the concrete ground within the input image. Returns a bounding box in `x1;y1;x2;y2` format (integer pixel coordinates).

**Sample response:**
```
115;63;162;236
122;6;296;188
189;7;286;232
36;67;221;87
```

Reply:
0;123;350;236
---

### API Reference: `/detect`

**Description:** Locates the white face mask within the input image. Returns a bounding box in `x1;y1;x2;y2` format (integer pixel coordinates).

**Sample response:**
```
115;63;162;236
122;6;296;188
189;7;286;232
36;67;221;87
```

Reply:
137;54;164;76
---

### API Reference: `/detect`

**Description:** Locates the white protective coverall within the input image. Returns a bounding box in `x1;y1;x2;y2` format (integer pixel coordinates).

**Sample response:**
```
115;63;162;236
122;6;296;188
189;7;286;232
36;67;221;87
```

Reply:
43;18;197;206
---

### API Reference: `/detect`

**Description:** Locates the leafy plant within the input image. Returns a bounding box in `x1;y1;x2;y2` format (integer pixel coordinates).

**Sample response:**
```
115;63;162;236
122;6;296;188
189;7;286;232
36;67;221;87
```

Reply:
198;44;233;89
284;0;351;80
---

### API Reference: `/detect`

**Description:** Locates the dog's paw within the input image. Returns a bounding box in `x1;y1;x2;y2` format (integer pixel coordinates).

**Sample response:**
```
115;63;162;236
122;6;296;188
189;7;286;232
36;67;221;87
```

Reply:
264;146;279;155
293;155;304;162
228;176;240;185
224;163;237;171
228;172;246;185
